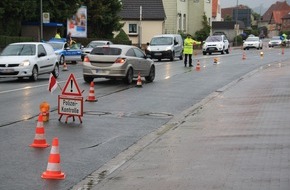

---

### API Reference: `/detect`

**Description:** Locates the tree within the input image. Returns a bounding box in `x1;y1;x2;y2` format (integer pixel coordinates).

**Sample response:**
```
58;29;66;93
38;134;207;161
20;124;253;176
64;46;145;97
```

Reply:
194;13;211;42
80;0;124;38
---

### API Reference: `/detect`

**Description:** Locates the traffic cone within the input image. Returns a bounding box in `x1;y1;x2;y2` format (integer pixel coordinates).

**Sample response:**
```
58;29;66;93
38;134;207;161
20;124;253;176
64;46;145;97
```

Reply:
136;72;142;88
213;57;219;65
62;62;68;71
30;114;50;148
260;51;264;58
242;51;246;60
86;81;97;102
196;60;201;71
41;137;65;180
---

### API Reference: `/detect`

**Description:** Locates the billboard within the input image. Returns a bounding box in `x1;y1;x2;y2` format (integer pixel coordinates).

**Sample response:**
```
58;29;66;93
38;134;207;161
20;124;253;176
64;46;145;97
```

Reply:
67;6;87;38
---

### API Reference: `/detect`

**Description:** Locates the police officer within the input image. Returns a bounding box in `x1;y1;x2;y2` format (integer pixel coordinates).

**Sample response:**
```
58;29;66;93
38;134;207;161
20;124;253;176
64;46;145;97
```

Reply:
183;34;201;67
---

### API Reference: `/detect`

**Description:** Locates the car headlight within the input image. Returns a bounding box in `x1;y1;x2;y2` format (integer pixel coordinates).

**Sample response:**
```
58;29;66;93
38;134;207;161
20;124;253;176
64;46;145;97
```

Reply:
19;60;30;67
147;47;151;51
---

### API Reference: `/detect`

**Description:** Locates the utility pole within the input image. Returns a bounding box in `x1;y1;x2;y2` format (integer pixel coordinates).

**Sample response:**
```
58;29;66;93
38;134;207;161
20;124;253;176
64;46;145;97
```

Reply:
138;6;142;49
40;0;43;41
235;0;239;46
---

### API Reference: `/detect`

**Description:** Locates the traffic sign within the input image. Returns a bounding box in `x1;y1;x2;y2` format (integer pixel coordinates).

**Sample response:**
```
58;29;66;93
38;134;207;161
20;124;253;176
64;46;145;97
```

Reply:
62;73;82;96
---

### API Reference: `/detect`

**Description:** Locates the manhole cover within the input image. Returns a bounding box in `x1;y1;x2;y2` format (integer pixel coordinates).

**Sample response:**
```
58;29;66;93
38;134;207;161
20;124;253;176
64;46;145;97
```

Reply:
85;111;111;116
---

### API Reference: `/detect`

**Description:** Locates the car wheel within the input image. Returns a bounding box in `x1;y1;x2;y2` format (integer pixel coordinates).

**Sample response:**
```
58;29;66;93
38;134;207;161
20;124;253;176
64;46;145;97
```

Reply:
158;58;161;62
52;64;59;78
30;66;38;81
203;52;206;55
60;55;65;65
221;50;224;54
209;52;212;55
225;49;229;54
123;68;133;84
179;53;183;60
170;51;175;61
145;66;155;83
83;75;94;83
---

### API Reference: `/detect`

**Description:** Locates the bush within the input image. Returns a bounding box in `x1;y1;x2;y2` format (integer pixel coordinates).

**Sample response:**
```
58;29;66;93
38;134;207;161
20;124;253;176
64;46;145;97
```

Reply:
233;35;243;46
113;29;131;45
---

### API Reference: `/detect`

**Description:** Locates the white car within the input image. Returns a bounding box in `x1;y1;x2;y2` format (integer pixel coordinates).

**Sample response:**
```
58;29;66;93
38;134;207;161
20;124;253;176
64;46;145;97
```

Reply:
202;35;230;55
243;36;263;50
81;40;113;61
268;36;282;47
0;42;59;81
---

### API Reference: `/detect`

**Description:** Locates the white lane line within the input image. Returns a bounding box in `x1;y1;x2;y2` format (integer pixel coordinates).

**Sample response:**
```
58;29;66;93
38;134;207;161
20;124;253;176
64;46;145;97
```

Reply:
0;77;83;94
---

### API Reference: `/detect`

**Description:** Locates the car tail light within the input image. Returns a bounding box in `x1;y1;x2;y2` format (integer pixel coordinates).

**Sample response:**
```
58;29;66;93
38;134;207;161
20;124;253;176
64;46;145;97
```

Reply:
115;58;126;64
83;56;90;62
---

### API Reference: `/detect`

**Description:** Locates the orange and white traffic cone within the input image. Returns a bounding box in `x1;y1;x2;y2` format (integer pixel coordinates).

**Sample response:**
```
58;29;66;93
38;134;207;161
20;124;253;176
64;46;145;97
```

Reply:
86;81;97;102
136;72;142;87
30;114;50;148
196;60;201;71
242;51;246;60
41;137;65;180
62;62;68;71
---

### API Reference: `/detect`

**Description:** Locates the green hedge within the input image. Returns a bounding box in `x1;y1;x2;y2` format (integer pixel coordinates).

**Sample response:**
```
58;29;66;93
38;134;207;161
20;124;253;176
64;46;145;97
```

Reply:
0;36;34;48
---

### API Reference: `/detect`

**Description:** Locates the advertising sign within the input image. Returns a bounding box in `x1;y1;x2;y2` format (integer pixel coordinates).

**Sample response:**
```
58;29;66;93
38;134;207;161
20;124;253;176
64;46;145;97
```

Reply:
58;96;83;116
67;6;87;38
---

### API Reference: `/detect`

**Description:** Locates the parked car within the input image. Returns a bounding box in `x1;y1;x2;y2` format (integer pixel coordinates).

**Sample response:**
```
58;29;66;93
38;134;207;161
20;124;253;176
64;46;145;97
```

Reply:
202;35;229;55
268;36;282;48
243;36;263;50
145;34;183;61
0;42;59;81
83;44;155;84
81;40;113;61
47;38;82;64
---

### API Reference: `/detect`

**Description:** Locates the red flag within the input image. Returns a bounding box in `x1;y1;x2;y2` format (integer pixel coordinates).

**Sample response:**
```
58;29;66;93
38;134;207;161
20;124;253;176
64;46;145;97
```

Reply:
48;73;58;93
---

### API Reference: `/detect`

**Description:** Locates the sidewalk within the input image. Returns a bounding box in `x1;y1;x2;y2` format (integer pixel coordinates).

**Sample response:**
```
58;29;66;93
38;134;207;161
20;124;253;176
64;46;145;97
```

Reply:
76;61;290;190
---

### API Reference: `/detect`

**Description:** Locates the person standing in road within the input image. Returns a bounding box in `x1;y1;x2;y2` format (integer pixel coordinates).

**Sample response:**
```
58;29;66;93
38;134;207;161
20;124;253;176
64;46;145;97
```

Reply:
55;31;61;39
66;32;72;46
183;34;201;67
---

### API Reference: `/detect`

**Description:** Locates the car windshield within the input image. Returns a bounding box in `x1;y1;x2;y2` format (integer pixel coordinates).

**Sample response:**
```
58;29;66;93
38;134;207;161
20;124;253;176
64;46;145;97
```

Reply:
271;36;281;40
246;37;259;41
150;37;173;45
91;47;122;55
86;42;106;48
48;42;64;50
1;44;36;56
205;36;222;42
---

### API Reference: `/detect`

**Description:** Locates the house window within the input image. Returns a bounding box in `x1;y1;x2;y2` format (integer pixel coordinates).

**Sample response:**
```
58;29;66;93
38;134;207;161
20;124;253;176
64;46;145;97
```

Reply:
129;23;138;34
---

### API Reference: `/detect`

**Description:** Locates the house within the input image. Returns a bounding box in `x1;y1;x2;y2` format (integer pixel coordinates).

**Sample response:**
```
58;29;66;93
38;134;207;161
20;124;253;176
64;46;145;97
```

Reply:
212;20;245;43
281;12;290;31
261;1;290;37
119;0;166;48
162;0;212;35
212;0;222;21
221;5;251;28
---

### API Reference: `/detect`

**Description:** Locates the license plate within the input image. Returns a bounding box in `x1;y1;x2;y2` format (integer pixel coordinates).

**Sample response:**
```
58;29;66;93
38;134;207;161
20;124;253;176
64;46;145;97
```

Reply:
96;69;102;73
0;69;14;73
154;53;162;56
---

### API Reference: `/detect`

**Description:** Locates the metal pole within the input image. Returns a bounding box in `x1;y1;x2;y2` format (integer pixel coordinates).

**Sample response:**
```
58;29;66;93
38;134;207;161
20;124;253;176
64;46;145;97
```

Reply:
40;0;43;41
138;6;142;49
235;0;239;46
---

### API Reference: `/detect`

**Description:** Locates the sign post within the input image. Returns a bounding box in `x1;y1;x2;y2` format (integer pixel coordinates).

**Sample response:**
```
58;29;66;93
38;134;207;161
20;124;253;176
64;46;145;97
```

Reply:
58;73;83;123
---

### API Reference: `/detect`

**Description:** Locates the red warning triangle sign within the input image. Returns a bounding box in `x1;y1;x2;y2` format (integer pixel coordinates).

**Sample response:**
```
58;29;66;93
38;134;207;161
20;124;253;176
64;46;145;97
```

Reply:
62;73;82;96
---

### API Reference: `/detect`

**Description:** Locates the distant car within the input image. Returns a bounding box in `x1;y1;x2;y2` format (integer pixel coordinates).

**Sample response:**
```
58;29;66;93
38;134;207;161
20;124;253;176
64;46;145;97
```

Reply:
47;38;82;64
0;42;59;81
83;44;155;84
243;36;263;50
202;35;229;55
81;40;113;61
268;36;282;48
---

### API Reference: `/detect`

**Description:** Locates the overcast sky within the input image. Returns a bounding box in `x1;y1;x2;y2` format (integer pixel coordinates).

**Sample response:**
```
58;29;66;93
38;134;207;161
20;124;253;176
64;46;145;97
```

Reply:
220;0;288;14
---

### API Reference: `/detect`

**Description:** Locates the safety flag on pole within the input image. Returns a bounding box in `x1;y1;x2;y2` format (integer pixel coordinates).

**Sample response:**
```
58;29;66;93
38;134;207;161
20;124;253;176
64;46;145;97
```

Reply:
48;73;58;93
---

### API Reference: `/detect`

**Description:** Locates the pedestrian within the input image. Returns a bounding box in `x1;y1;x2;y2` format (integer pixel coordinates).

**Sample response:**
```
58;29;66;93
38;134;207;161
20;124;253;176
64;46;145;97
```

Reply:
183;34;201;67
55;31;61;39
66;32;72;46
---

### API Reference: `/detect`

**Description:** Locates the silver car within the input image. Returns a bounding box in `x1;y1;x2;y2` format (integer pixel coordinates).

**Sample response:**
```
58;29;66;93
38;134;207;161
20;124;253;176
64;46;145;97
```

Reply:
0;42;59;81
243;36;263;50
83;45;155;84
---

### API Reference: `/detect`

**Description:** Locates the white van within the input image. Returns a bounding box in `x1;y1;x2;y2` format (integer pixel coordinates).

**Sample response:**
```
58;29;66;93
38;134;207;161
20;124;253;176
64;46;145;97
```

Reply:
146;34;183;61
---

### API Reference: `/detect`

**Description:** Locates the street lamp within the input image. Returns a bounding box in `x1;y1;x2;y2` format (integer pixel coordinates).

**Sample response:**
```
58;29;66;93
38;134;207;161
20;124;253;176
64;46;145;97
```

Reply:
40;0;43;41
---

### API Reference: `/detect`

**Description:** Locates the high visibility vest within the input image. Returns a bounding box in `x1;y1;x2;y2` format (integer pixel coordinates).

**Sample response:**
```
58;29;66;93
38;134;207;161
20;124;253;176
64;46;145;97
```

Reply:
184;37;201;54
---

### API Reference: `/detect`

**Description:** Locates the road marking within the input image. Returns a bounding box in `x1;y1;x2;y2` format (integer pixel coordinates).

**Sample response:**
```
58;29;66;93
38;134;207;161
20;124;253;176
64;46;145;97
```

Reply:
0;77;83;94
